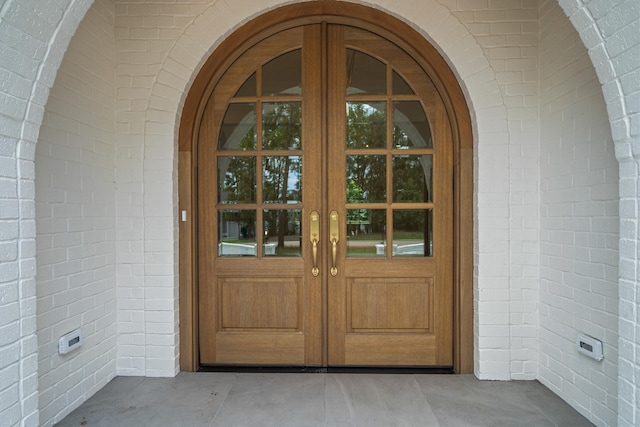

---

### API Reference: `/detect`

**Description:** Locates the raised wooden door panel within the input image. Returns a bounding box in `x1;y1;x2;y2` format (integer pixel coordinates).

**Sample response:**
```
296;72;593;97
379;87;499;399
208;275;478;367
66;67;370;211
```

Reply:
214;269;306;365
198;25;323;366
219;277;301;330
348;277;433;331
327;25;453;367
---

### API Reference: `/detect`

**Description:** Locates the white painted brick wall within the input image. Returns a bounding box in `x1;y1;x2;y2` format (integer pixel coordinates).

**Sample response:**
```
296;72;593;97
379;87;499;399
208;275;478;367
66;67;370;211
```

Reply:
1;0;639;426
539;2;619;426
557;0;640;425
35;1;116;425
445;0;540;381
114;0;210;377
1;0;93;425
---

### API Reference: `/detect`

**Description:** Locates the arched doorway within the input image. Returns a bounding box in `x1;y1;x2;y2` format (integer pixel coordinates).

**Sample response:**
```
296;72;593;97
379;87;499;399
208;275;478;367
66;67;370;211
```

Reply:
179;2;473;373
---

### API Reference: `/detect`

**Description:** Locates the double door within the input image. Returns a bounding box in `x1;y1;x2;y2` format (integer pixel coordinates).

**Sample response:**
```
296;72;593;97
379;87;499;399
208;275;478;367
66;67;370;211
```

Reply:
198;24;453;367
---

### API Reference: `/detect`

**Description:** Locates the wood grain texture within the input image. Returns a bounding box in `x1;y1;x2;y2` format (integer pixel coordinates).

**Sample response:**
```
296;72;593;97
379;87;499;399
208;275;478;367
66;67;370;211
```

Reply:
348;278;432;331
327;25;453;367
220;277;300;330
215;333;305;365
178;152;197;371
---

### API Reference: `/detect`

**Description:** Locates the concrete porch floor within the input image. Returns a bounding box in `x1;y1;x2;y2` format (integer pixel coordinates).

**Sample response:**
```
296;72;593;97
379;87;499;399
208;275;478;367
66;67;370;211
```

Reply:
54;372;594;426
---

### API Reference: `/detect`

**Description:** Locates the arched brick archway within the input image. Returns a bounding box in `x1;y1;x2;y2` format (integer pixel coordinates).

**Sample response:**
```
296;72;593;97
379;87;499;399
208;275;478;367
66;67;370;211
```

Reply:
0;0;94;423
556;2;640;425
156;0;507;379
174;0;477;375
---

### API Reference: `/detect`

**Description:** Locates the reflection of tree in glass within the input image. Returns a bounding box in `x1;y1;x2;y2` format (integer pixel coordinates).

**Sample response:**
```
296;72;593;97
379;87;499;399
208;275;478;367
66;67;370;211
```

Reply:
263;103;302;248
346;103;386;205
347;155;385;203
220;115;257;238
393;156;427;203
263;156;302;203
345;103;386;238
264;210;301;253
263;103;301;150
222;112;257;205
346;180;368;233
347;102;385;149
223;156;256;204
346;159;385;236
393;156;428;238
264;156;302;249
346;179;365;204
394;210;424;234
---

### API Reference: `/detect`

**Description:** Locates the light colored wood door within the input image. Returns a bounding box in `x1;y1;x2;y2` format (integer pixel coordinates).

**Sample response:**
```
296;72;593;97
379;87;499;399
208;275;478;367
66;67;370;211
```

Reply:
326;26;453;366
198;26;323;365
199;23;453;367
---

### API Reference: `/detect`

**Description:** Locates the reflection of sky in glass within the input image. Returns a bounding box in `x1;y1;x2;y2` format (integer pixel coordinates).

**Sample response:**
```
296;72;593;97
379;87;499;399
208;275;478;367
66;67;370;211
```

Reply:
263;156;302;204
288;171;300;203
347;102;378;114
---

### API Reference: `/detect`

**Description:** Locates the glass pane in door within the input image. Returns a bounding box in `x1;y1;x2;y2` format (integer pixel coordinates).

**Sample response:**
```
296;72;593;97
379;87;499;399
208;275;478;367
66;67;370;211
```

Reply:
263;50;302;96
346;49;386;95
263;156;302;204
263;102;302;150
218;210;257;257
392;70;414;95
219;103;256;150
346;208;386;257
392;209;432;257
392;154;432;203
393;101;431;149
263;209;302;256
218;156;256;204
346;155;386;203
235;72;256;97
346;102;386;149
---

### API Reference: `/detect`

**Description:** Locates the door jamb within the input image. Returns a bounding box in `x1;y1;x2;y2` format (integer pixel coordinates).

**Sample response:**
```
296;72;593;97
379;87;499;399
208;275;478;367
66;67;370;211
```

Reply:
178;2;474;374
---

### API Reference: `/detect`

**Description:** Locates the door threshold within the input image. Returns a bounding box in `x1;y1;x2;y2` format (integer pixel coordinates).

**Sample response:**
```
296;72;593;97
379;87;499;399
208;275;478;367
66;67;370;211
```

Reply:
198;365;454;374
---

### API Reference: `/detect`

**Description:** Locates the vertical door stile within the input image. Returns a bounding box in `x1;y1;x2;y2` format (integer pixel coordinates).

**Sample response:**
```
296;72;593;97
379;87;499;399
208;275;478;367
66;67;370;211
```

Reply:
198;100;217;363
326;24;347;366
303;24;324;366
320;21;329;366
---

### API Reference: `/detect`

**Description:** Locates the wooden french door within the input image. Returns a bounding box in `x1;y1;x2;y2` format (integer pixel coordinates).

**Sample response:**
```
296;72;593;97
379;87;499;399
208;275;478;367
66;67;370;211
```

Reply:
198;23;453;367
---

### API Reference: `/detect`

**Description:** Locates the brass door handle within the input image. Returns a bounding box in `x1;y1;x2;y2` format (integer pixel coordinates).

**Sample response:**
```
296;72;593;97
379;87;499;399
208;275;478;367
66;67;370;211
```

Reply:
329;211;339;276
331;238;338;276
312;239;319;277
310;211;320;277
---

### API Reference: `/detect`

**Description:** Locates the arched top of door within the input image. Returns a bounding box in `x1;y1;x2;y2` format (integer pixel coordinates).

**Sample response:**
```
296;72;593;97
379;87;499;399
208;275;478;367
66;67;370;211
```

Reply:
178;1;472;153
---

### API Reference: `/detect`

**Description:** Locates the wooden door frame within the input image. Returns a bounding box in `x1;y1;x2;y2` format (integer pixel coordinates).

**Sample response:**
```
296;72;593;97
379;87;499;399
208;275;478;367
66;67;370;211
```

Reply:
178;1;474;373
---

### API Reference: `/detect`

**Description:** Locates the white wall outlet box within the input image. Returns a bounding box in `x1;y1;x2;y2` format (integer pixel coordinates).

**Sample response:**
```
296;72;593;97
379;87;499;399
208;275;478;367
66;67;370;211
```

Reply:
576;333;603;361
58;329;82;355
